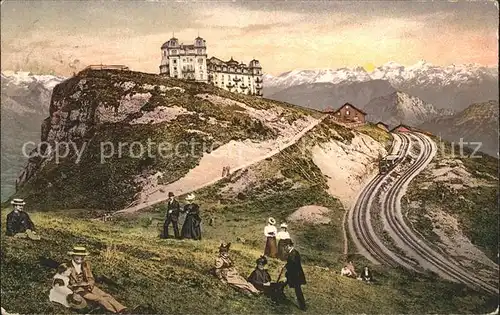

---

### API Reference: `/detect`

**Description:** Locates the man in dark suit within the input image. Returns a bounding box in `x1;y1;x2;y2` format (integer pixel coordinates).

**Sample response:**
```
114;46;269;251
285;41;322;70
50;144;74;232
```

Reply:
6;198;40;240
162;192;180;239
283;242;306;310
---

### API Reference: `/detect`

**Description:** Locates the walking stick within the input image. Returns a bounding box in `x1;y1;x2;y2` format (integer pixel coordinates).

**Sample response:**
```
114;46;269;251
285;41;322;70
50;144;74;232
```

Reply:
276;265;285;282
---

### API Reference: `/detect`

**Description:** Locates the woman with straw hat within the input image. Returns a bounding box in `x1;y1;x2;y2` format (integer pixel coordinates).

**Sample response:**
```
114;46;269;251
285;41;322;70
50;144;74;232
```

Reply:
264;217;278;258
277;222;292;261
6;198;40;240
181;193;202;240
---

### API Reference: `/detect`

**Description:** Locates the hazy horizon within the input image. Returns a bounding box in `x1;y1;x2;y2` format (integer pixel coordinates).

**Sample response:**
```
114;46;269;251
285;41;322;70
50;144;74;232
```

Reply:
1;0;498;76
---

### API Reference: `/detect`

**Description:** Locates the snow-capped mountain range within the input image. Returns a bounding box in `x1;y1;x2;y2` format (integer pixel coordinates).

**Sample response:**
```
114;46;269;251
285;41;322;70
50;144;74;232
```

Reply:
264;61;498;111
1;71;66;201
1;71;65;112
264;61;497;88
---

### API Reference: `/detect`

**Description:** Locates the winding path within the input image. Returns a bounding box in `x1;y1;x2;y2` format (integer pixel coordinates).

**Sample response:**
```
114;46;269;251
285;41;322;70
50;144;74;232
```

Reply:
116;115;326;214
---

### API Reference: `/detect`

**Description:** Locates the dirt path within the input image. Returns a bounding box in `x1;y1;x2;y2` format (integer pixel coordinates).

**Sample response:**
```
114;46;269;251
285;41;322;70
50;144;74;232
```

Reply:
116;115;326;214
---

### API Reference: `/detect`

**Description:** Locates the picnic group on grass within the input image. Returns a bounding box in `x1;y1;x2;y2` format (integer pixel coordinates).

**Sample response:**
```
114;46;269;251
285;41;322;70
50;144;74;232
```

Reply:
3;194;378;314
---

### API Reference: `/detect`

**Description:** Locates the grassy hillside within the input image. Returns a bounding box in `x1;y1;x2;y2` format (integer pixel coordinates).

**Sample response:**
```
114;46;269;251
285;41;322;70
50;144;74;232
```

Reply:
404;138;499;260
1;208;496;315
11;70;321;211
2;121;497;314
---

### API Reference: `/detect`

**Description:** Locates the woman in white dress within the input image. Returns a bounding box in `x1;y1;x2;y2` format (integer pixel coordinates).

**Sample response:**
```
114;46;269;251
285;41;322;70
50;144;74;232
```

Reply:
276;223;292;261
264;218;278;258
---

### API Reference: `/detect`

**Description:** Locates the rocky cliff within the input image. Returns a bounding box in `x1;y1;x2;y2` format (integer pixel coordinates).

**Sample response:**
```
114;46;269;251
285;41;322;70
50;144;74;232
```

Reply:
14;69;319;210
363;91;445;128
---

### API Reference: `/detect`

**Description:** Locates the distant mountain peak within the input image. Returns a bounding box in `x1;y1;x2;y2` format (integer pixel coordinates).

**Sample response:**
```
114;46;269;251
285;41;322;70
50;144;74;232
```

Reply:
363;90;439;128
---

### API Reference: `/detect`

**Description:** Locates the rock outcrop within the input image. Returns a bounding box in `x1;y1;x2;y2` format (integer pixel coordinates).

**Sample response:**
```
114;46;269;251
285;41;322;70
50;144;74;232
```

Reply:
14;69;318;211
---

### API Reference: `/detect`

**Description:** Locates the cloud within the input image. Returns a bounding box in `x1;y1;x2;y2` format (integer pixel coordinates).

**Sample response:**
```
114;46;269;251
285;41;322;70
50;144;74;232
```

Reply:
0;1;497;75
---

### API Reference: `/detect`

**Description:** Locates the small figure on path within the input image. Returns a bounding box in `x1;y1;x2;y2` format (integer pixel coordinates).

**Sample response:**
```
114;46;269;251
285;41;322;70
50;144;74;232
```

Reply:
277;223;292;261
162;192;180;239
264;217;278;258
283;242;307;311
66;246;127;313
214;243;260;296
181;194;202;240
6;198;40;240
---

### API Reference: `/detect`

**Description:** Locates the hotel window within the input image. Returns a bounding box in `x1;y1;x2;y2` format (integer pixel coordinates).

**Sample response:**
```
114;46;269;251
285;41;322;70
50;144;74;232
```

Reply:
346;110;350;115
163;51;166;56
198;58;203;64
173;60;177;64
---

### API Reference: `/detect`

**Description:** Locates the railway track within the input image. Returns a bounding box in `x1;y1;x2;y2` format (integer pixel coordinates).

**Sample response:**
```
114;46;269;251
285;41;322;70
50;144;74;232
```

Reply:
348;133;416;268
382;132;499;295
349;130;498;296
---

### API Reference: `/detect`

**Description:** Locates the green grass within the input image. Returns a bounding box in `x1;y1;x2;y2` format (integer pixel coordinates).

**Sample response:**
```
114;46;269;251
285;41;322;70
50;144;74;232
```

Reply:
11;69;319;211
1;208;496;315
2;123;497;314
355;123;392;146
404;139;499;260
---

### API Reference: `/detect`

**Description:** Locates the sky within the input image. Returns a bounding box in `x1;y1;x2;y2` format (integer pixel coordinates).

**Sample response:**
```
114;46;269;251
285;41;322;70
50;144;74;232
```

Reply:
1;0;498;76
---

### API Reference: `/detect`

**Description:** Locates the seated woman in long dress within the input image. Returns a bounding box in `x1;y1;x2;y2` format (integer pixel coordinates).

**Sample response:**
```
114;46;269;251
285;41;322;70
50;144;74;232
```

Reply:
214;243;259;296
248;256;286;301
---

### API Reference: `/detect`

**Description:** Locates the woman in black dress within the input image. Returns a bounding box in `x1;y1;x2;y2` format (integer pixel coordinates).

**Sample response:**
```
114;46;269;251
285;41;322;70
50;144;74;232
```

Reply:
181;194;202;240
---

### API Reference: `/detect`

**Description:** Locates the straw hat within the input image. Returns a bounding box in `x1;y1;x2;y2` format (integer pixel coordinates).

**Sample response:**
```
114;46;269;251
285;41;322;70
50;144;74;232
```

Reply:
219;242;231;252
185;193;195;201
67;246;89;256
11;198;25;206
268;217;276;225
280;223;288;228
67;293;88;310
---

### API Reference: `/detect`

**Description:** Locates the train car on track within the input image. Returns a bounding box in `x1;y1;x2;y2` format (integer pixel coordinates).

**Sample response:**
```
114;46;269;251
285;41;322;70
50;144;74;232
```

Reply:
379;155;399;174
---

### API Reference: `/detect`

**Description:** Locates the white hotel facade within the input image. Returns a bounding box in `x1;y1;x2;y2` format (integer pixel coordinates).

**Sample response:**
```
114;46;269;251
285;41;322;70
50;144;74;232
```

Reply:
159;36;263;97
